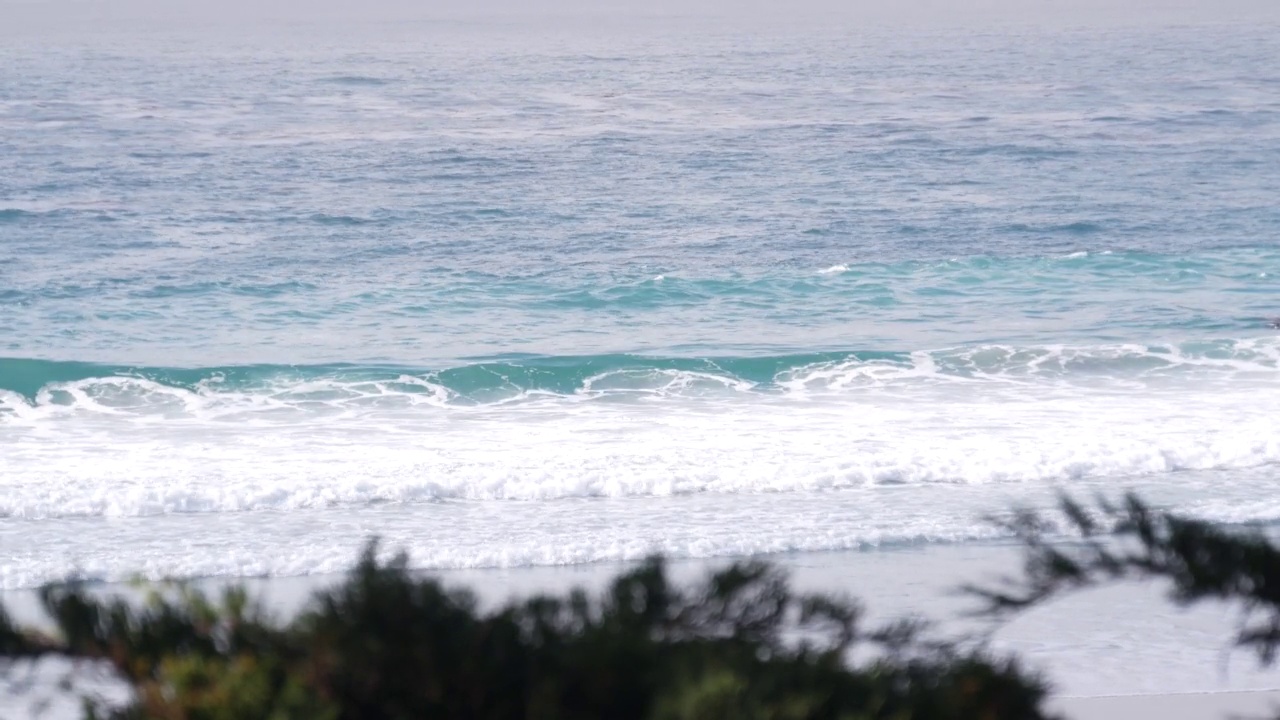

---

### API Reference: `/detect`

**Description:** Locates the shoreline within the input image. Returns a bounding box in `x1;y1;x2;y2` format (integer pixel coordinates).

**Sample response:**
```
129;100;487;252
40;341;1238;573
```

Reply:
5;540;1278;703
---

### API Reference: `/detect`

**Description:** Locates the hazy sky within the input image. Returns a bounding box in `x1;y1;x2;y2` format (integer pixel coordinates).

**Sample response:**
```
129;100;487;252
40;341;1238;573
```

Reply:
3;0;1279;32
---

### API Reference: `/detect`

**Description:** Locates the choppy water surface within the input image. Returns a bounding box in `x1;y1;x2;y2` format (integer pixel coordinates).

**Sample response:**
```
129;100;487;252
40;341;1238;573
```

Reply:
2;16;1279;590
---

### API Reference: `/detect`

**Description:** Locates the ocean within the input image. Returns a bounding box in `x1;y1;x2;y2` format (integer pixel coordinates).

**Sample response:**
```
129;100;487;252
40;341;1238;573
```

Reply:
2;7;1279;618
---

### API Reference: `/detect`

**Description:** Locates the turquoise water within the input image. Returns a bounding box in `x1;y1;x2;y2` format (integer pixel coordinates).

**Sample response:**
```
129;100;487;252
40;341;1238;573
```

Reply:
2;15;1280;588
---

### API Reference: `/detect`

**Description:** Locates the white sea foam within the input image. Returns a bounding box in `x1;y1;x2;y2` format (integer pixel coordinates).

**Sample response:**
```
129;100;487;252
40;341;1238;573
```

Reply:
3;379;1279;520
579;368;756;397
778;340;1280;395
3;461;1279;590
818;264;849;274
1;374;457;425
4;342;1280;588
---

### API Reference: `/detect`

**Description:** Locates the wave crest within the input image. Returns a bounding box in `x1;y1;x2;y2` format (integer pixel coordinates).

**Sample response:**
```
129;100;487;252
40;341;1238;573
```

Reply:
3;338;1277;418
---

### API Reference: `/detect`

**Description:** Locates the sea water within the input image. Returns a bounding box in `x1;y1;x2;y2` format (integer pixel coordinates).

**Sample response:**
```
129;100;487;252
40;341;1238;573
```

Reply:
2;8;1280;614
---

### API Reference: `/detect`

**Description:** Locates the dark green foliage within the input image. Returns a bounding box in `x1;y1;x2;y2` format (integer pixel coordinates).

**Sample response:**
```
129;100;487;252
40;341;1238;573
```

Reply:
13;493;1280;718
1;542;1055;720
970;492;1280;666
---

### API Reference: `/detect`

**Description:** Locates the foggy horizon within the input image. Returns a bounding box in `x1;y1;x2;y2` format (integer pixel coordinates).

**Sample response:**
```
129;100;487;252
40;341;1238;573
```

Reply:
4;0;1279;37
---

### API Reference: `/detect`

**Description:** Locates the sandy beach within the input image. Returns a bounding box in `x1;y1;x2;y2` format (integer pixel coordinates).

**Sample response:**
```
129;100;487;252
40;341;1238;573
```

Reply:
4;540;1278;718
1054;691;1280;720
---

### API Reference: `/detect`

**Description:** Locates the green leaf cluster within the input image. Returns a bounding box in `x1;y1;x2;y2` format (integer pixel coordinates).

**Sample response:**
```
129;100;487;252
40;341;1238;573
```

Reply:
0;543;1052;720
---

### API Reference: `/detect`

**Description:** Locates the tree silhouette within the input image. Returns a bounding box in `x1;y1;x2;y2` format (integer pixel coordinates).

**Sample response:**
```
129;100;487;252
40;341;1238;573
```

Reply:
969;493;1280;669
0;542;1054;720
9;494;1280;719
